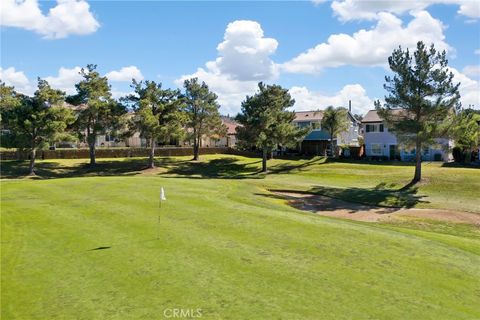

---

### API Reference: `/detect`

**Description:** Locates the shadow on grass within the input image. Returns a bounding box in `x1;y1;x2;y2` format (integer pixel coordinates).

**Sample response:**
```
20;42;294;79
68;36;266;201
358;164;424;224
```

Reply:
0;157;187;179
441;162;480;169
160;157;264;179
160;156;328;179
268;157;327;174
268;182;429;209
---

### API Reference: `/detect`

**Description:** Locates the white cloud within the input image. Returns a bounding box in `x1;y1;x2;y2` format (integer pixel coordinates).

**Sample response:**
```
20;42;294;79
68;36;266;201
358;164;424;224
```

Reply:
105;66;144;82
462;65;480;77
175;20;279;114
457;1;480;19
0;67;34;95
212;20;279;81
329;0;480;21
111;90;133;100
1;66;143;100
0;0;100;39
44;66;83;95
289;84;374;114
449;67;480;108
282;11;450;74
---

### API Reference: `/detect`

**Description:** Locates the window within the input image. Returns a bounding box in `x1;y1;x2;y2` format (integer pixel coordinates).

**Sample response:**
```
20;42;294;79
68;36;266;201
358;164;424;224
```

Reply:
371;143;382;155
311;122;321;130
365;123;385;133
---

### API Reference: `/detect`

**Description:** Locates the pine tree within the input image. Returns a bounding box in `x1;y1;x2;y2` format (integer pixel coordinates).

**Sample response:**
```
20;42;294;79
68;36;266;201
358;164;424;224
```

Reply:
376;41;460;183
183;78;224;161
67;64;126;166
236;82;308;172
125;80;185;168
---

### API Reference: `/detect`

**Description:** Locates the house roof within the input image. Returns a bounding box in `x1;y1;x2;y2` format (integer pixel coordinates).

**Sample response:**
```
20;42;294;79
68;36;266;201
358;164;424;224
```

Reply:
362;110;383;123
294;111;323;122
222;118;239;135
224;121;238;135
362;109;408;123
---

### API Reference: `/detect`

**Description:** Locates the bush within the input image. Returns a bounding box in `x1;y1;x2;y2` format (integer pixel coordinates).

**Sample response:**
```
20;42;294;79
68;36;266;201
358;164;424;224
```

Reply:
434;153;443;161
452;147;465;163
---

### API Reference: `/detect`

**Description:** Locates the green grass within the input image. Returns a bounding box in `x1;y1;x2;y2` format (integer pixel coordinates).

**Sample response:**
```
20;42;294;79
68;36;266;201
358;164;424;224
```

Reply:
1;155;480;319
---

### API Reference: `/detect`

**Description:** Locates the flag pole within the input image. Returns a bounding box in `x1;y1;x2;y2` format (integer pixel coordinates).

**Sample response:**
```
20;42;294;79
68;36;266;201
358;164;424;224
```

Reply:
157;187;166;240
157;199;161;240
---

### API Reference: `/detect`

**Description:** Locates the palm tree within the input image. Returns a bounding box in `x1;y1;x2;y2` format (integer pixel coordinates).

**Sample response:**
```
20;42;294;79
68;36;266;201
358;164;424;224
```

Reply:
321;106;348;157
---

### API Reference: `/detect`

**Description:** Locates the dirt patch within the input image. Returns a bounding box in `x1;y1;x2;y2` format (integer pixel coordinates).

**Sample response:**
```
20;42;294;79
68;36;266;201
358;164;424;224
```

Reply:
273;191;480;225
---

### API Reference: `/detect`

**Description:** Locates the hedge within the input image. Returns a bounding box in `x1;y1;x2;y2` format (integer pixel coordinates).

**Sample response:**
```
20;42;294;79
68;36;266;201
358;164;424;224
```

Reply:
0;147;258;161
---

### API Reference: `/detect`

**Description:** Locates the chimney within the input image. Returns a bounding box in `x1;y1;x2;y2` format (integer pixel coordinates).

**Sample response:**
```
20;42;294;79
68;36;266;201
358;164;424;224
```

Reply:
348;100;352;113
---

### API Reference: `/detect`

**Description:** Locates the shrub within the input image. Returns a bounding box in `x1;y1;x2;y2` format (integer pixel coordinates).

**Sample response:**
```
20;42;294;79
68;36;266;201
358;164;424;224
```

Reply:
452;147;465;163
434;153;443;161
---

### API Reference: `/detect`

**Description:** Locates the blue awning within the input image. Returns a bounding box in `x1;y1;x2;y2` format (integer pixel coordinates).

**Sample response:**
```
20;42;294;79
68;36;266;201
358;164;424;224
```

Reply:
303;130;331;141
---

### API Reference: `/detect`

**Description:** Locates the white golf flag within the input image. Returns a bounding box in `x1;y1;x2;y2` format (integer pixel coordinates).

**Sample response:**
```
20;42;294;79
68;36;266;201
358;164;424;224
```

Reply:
160;187;166;201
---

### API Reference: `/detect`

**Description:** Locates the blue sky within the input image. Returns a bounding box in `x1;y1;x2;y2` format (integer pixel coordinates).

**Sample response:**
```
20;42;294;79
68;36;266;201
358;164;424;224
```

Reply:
1;0;479;115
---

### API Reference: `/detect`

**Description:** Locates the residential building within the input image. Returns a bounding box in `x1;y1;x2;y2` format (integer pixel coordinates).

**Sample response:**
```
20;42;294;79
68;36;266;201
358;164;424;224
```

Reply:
294;104;361;155
361;110;453;161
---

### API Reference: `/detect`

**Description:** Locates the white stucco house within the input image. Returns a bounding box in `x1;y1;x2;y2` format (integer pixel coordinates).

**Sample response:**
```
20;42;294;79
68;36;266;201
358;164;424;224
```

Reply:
361;110;453;161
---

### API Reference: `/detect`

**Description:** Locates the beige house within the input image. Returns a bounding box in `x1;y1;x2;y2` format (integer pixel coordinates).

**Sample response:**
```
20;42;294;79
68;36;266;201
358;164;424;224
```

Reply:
60;103;237;149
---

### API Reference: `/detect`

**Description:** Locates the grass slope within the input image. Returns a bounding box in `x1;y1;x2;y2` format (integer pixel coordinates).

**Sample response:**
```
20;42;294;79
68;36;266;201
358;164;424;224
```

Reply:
1;155;480;319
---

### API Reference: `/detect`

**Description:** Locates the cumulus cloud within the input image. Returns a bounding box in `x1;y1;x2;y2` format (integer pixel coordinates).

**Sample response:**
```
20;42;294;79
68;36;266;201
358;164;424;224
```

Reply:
44;66;83;95
289;84;374;114
449;67;480;108
282;11;450;74
214;20;279;81
0;67;34;95
462;65;480;78
1;66;143;99
175;20;279;114
105;66;144;82
0;0;100;39
329;0;480;21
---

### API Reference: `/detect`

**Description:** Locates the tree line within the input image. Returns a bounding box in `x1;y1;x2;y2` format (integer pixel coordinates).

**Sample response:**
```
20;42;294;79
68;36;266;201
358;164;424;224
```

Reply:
1;42;478;183
0;65;309;175
0;65;230;174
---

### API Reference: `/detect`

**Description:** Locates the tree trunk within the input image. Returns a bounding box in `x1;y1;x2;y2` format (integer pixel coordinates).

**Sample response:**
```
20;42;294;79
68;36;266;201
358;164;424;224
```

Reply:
193;137;200;161
412;139;422;183
262;147;268;172
89;142;96;166
149;137;156;168
28;147;36;176
330;132;335;158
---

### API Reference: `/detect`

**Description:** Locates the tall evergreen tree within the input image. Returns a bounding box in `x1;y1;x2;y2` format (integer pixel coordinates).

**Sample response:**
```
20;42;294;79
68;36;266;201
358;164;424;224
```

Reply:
125;80;185;168
376;41;460;183
321;106;348;157
67;64;126;166
1;79;74;175
183;78;224;161
236;82;308;172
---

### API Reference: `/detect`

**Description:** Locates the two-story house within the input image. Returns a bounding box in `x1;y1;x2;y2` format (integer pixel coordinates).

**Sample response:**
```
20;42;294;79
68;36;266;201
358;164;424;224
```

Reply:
294;105;360;155
362;110;452;161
